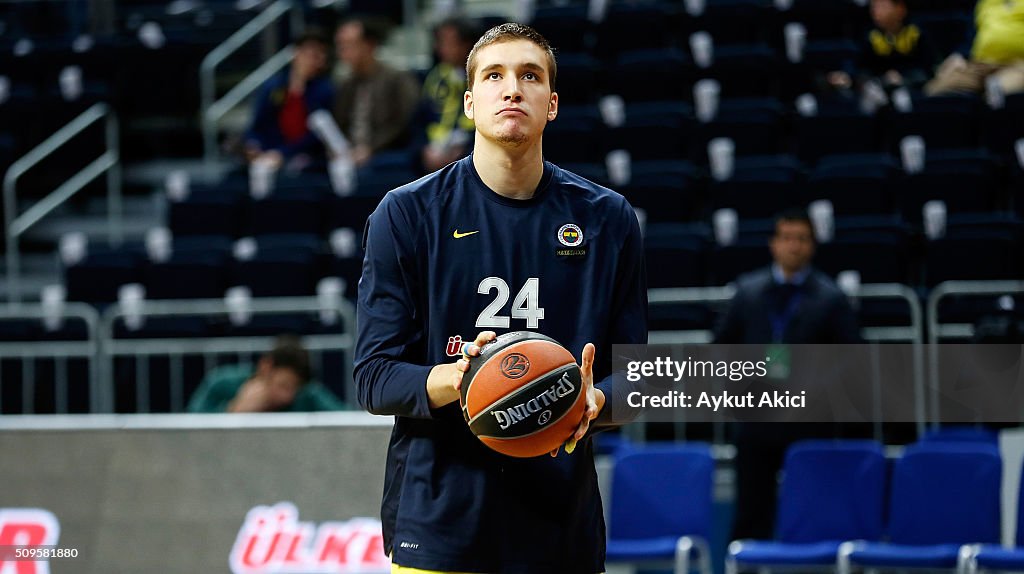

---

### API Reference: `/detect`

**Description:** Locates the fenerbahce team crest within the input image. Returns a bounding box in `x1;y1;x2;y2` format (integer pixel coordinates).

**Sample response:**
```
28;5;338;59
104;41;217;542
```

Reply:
556;223;586;257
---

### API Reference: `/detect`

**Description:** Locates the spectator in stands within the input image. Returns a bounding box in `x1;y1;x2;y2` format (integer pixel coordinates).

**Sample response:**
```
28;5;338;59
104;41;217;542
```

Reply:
925;0;1024;97
332;16;419;169
416;17;478;174
827;0;939;92
243;29;334;171
714;208;862;541
187;335;343;412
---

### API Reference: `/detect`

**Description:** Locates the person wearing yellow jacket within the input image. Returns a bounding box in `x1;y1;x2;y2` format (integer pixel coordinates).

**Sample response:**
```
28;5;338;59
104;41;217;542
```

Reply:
926;0;1024;96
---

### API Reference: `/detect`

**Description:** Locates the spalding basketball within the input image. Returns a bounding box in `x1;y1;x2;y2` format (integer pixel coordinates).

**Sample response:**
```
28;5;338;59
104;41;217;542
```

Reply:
460;331;586;458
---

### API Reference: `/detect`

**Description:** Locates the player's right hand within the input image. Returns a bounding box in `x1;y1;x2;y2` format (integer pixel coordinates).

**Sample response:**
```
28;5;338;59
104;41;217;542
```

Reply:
426;331;496;408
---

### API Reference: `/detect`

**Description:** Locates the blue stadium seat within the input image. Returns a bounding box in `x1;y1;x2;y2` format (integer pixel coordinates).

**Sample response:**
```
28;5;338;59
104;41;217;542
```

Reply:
644;223;708;287
963;456;1024;574
645;223;713;329
606;443;714;574
596;2;681;60
554;53;602;105
982;93;1024;165
883;95;982;152
355;166;421;197
839;442;1001;573
248;186;329;237
64;247;145;304
694;98;787;161
142;235;232;300
709;236;773;286
228;234;323;297
693;0;776;46
326;195;382;234
623;160;704;222
710;154;804;219
544;106;607;164
609;102;694;161
727;440;886;574
816;215;912;284
609;49;694;103
806;154;900;215
920;425;999;445
167;182;246;237
327;255;361;301
783;0;868;41
529;4;594;54
802;39;860;73
915;11;972;57
925;213;1023;286
702;44;781;99
896;149;1001;223
793;98;878;163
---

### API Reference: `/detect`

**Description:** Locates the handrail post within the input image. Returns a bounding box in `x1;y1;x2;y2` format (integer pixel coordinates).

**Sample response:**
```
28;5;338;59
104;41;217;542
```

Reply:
106;112;122;247
201;0;295;168
3;103;115;305
926;280;1024;430
5;227;20;307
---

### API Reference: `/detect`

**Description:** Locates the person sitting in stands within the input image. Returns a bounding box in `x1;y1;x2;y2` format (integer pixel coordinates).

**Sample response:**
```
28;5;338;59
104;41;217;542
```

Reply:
187;335;343;412
244;28;334;172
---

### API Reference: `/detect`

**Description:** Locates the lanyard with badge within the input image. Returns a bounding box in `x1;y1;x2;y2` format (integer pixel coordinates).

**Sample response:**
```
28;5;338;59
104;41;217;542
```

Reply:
766;288;802;380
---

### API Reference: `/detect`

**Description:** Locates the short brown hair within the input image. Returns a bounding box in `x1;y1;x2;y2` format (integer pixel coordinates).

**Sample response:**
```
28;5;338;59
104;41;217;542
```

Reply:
339;16;391;47
295;27;329;49
266;334;311;384
466;22;557;91
774;208;817;243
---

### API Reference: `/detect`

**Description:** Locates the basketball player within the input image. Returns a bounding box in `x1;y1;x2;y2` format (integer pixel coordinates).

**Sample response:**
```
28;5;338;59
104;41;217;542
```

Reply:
354;23;648;573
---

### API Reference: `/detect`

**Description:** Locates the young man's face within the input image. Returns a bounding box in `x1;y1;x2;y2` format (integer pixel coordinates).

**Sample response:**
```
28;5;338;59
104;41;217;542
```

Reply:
770;220;816;274
436;25;470;68
336;22;374;72
294;40;328;79
464;39;558;147
263;366;302;411
870;0;906;31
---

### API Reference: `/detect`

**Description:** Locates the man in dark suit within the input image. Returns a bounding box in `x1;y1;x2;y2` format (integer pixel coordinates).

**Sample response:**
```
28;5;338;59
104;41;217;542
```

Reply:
715;208;862;540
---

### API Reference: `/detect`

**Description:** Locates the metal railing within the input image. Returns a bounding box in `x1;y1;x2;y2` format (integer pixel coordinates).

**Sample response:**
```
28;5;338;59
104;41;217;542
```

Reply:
644;283;926;442
200;0;300;166
3;103;121;304
926;280;1024;425
0;302;101;413
97;296;357;413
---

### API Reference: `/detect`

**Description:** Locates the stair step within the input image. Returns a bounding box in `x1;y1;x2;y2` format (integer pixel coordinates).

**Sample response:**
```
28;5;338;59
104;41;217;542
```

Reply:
0;272;62;302
24;214;162;245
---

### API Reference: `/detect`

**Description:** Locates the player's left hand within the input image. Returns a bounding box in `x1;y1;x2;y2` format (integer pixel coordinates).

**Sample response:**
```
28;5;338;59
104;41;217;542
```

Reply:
550;343;605;457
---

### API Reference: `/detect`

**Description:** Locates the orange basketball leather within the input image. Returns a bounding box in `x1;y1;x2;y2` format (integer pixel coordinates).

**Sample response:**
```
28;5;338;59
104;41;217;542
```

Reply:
464;339;576;418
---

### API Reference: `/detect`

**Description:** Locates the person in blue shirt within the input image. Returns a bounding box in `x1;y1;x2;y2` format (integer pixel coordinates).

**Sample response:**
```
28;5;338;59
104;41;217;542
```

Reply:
354;23;648;574
243;28;334;171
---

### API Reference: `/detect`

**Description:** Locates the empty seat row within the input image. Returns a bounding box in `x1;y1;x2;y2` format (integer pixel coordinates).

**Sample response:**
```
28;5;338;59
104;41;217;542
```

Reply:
63;232;362;304
604;436;1008;574
548;94;1024;167
644;213;1024;290
528;1;971;61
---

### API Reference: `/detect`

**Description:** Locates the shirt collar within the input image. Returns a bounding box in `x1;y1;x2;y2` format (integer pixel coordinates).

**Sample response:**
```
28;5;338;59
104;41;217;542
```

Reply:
772;263;811;286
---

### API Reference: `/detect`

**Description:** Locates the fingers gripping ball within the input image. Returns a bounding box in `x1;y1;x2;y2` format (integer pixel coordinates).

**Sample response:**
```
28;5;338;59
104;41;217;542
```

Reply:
460;332;585;458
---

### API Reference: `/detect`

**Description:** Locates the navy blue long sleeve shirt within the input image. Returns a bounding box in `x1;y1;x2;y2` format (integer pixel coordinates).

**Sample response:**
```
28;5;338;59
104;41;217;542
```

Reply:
354;156;648;573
